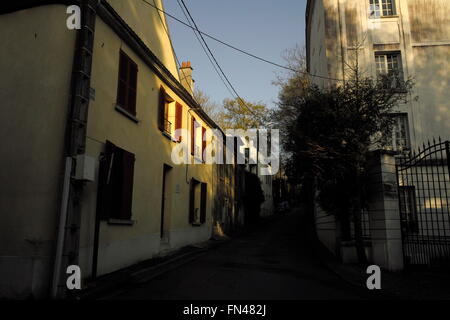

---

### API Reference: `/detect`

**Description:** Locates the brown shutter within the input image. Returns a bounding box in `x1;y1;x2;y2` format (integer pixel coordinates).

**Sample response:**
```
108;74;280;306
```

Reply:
120;150;135;220
117;52;128;109
200;183;207;224
96;141;116;219
189;179;195;224
158;87;166;131
201;127;206;162
117;51;138;115
127;60;138;115
175;102;183;142
191;117;196;155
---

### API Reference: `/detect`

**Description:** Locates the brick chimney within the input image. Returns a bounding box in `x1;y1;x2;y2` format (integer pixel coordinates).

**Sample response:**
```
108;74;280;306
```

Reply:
179;61;195;96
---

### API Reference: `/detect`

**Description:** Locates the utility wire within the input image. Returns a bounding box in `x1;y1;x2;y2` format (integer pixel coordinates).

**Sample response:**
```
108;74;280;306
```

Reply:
177;0;261;119
140;0;344;83
175;0;236;102
151;0;197;104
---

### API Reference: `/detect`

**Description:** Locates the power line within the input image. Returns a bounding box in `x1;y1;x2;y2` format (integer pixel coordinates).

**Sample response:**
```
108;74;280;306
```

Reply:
177;0;259;118
151;0;197;104
140;0;344;83
175;0;236;101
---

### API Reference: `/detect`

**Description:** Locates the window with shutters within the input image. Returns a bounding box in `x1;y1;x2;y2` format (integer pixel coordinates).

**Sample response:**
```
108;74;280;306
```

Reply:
97;141;135;221
158;87;182;141
188;179;207;226
117;51;138;116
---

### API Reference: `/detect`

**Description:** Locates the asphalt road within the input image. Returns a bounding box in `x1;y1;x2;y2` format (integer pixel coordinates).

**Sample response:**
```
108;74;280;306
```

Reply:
108;210;376;300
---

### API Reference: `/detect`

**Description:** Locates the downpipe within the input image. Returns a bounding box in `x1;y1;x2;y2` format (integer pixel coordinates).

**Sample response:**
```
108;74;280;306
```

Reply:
51;157;73;299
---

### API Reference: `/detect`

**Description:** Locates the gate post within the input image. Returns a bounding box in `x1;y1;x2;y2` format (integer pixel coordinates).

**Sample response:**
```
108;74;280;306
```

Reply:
367;151;404;271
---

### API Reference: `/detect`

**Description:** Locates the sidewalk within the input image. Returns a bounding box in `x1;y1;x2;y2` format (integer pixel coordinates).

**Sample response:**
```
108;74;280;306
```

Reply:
76;214;283;300
76;237;229;300
311;229;450;300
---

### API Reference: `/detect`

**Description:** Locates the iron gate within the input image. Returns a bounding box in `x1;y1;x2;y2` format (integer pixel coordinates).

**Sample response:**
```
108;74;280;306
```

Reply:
396;139;450;267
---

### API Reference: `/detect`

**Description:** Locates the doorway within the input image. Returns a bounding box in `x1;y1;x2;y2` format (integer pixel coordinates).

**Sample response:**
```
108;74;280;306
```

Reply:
161;164;172;240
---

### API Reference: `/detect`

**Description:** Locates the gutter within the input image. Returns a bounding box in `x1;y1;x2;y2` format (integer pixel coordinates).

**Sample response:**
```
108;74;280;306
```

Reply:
51;157;73;298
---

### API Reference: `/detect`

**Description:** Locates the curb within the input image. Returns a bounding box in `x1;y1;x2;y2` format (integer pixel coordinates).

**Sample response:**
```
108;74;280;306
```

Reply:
76;238;230;300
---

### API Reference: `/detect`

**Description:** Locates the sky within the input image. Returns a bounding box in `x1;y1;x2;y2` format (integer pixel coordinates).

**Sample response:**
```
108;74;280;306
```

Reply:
164;0;307;109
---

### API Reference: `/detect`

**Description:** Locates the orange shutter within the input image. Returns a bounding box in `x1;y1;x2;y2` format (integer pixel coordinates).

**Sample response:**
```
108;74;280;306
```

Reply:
191;117;195;155
175;102;183;142
202;127;206;162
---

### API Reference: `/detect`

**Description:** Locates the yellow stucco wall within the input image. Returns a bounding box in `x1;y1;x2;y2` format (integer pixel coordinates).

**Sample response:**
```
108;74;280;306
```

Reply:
0;5;76;298
106;0;180;80
78;15;215;277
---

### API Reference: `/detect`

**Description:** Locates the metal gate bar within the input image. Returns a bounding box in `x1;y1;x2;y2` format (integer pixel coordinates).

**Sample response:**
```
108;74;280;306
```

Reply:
396;138;450;267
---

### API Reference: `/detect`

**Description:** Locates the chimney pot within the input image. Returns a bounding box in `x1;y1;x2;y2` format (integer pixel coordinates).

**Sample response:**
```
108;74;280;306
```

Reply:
179;61;194;95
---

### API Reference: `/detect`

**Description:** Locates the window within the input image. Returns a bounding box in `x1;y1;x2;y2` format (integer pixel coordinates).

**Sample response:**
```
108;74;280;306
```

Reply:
389;114;411;151
158;87;182;141
369;0;396;18
375;53;404;89
97;141;135;221
399;186;419;233
117;51;138;115
189;179;207;226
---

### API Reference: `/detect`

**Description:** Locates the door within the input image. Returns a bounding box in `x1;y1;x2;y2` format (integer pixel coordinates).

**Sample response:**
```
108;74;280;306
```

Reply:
161;164;172;239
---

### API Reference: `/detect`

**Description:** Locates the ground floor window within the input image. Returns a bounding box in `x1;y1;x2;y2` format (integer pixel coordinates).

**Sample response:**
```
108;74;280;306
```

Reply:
97;141;135;220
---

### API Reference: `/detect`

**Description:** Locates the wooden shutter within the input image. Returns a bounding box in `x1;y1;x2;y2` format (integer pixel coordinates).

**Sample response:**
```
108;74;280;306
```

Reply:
158;87;166;131
96;141;116;220
101;142;135;220
117;53;128;109
127;60;138;115
191;117;196;155
201;127;206;162
175;102;183;142
189;179;195;224
200;183;207;224
119;150;135;220
117;51;138;115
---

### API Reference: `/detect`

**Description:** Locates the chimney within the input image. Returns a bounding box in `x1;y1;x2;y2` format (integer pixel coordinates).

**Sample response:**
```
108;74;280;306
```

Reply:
179;61;195;96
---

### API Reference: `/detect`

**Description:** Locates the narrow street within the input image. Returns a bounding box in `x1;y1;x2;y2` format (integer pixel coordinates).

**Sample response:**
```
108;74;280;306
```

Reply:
108;211;377;300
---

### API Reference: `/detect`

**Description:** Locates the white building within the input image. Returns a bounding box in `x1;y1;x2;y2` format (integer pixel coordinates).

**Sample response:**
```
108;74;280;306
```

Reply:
306;0;450;151
306;0;450;268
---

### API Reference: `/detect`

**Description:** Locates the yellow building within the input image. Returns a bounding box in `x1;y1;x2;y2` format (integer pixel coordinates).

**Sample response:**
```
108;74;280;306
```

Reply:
0;0;234;298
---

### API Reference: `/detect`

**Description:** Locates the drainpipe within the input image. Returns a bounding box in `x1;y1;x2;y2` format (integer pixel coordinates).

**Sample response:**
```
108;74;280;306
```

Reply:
51;157;73;298
51;0;98;298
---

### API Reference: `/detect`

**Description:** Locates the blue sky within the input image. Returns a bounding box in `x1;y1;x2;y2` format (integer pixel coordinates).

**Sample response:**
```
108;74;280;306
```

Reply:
164;0;307;109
